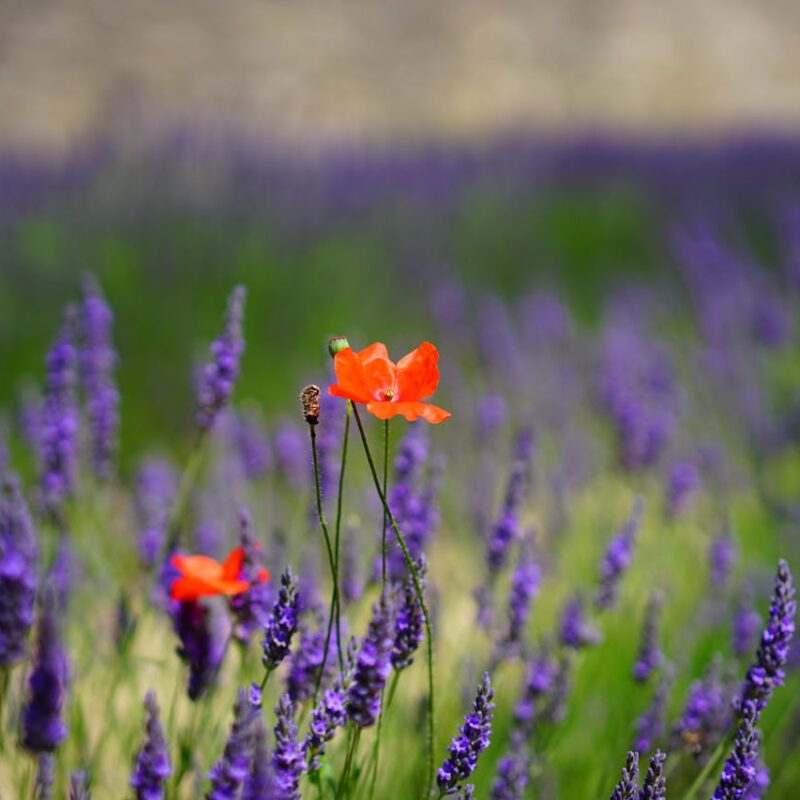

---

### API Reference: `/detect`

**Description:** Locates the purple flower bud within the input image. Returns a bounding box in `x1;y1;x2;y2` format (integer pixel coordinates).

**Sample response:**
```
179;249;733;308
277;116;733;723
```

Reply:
40;311;79;517
665;461;700;518
69;770;91;800
172;599;228;701
286;623;327;704
391;560;427;671
347;593;394;728
272;694;306;800
712;700;759;800
242;716;274;800
738;560;796;713
304;681;347;771
639;750;667;800
512;652;559;739
21;598;68;753
633;594;663;683
135;459;177;569
230;508;272;643
560;594;601;650
0;477;38;665
709;533;737;590
595;497;644;609
131;691;172;800
437;672;495;795
262;567;300;671
207;687;258;800
610;751;639;800
489;734;529;800
195;286;246;431
633;671;671;754
732;599;761;660
79;275;119;479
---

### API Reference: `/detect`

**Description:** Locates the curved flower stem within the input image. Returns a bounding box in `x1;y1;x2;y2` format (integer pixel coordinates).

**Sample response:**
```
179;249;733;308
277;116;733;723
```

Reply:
165;431;210;552
381;419;389;588
367;669;400;800
309;421;342;704
259;666;274;692
351;403;436;796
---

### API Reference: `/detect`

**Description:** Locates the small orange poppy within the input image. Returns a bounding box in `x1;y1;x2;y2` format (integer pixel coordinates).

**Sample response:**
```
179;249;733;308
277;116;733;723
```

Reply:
170;547;270;602
329;341;451;424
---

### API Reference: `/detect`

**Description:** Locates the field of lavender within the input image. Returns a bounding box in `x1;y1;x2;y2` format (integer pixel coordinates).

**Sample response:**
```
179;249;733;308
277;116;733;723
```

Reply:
1;134;799;799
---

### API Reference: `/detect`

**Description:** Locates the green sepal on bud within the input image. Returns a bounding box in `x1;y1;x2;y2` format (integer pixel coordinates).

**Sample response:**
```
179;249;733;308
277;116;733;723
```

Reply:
328;336;351;358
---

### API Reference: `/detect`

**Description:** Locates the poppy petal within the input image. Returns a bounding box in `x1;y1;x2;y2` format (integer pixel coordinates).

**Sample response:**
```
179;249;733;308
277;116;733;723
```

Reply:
358;343;396;399
366;400;451;424
396;342;441;402
221;547;245;580
331;347;374;404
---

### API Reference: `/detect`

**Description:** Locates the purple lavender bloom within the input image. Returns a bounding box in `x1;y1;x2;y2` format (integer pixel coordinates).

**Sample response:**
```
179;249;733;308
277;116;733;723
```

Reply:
207;688;257;800
595;497;644;609
738;560;796;713
665;461;700;518
639;750;667;800
437;672;495;795
520;291;574;348
195;286;246;431
732;601;761;660
0;477;38;665
610;751;639;800
673;658;734;758
633;672;671;754
35;754;56;800
172;599;228;701
541;655;572;725
391;560;427;671
273;423;309;490
21;598;67;753
230;508;272;643
134;459;177;569
512;652;559;739
489;735;529;800
633;595;663;682
235;406;273;480
18;382;43;459
712;700;759;800
475;395;507;442
286;623;327;704
560;594;601;650
304;682;347;771
131;691;172;800
272;694;306;800
40;312;79;516
501;540;541;655
262;567;299;671
347;593;394;727
744;757;769;800
79;275;119;479
709;533;737;589
69;771;90;800
49;536;75;612
242;716;274;800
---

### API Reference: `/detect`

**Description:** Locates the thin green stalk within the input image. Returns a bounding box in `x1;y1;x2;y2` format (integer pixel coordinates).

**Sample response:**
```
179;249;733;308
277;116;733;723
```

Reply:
309;422;342;703
260;666;274;692
367;670;400;800
351;403;436;796
381;418;389;589
0;665;9;751
681;731;732;800
165;432;210;552
335;726;362;800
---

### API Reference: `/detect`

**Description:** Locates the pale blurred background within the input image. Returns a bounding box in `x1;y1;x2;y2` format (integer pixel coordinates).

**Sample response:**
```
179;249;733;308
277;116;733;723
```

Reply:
1;0;799;151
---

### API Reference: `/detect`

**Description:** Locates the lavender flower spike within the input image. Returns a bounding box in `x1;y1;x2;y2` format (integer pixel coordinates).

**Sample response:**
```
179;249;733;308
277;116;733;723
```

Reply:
437;672;495;796
79;274;119;479
304;680;347;771
196;285;246;431
40;311;79;517
69;771;91;800
231;507;272;643
392;559;427;671
560;593;601;649
272;694;306;800
739;559;796;713
172;599;228;701
286;623;326;704
0;477;38;665
595;496;644;609
490;736;529;800
633;594;663;682
639;750;667;800
262;566;300;671
242;715;274;800
35;754;56;800
347;593;394;727
207;688;257;800
610;751;639;800
713;699;760;799
665;461;699;518
131;691;172;800
21;597;67;753
633;671;671;755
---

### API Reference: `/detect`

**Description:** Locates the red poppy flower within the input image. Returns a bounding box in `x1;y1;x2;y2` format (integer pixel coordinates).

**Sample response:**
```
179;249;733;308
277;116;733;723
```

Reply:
170;547;270;602
329;341;451;424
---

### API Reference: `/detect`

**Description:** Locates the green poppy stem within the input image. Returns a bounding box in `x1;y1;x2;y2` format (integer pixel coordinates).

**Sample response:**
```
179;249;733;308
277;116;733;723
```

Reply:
351;403;436;797
381;418;389;589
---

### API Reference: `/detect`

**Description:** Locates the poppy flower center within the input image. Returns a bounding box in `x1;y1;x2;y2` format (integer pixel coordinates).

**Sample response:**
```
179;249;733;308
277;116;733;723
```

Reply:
383;389;395;400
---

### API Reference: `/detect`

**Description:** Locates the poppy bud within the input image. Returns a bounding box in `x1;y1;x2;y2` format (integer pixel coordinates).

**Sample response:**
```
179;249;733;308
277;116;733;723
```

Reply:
301;385;321;426
328;336;350;357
